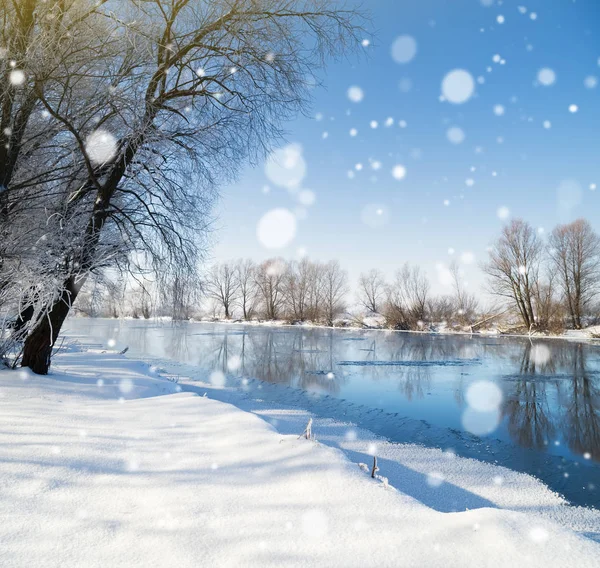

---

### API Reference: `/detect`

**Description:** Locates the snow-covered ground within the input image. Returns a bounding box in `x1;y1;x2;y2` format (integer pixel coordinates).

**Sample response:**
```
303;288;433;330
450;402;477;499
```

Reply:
176;314;600;343
1;345;600;567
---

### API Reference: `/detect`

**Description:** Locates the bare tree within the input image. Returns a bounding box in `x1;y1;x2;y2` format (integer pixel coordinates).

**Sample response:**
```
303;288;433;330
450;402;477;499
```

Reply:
484;219;543;329
549;219;600;329
321;260;348;326
254;258;287;320
0;1;364;373
284;258;313;321
357;269;386;314
235;258;257;320
384;263;430;329
449;262;479;325
160;268;201;322
204;262;240;319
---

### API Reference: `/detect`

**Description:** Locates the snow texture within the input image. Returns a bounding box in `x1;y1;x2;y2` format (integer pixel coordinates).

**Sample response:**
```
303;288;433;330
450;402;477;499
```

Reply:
1;346;600;567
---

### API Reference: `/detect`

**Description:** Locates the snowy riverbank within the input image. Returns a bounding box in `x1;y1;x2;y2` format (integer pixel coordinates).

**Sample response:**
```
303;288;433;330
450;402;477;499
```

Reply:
1;345;600;567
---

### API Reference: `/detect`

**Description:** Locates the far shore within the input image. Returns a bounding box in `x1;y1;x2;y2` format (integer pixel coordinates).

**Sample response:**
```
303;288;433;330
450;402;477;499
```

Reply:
73;314;600;345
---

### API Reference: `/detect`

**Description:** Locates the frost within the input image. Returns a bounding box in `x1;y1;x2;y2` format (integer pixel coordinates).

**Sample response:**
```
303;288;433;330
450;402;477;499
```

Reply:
446;127;465;145
257;208;297;249
537;68;556;86
441;69;475;104
391;35;417;64
347;86;364;103
264;144;306;189
85;130;118;166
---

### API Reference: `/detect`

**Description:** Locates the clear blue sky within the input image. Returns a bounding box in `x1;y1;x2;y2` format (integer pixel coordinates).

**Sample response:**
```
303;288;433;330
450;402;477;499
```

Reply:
211;0;600;299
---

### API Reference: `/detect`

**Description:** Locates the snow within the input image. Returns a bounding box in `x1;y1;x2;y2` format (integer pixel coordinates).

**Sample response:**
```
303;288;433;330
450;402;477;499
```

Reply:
441;70;475;104
256;208;297;249
85;130;118;166
1;347;600;567
391;35;418;64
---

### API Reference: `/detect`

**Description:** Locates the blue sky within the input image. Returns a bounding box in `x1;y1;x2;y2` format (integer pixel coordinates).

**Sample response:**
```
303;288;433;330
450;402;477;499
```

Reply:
211;0;600;299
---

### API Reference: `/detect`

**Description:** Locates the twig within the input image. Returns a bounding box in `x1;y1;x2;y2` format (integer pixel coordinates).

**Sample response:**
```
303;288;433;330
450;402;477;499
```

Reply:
298;417;313;440
371;455;378;478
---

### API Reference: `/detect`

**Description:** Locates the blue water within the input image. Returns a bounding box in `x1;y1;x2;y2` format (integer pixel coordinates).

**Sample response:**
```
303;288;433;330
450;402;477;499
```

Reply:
65;319;600;508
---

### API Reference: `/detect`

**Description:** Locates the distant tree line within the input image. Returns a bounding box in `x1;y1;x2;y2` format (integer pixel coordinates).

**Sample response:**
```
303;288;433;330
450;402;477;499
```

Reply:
76;217;600;335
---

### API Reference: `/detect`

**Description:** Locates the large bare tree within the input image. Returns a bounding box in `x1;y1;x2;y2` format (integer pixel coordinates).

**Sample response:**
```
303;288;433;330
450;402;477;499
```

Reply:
484;219;544;329
0;0;364;372
549;219;600;329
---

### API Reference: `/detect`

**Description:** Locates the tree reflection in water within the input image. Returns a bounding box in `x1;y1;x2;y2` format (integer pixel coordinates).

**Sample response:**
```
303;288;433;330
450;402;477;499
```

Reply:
67;319;600;466
502;340;600;462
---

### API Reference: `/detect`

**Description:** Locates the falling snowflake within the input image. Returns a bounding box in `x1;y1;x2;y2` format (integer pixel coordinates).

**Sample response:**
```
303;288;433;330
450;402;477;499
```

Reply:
257;209;297;249
85;130;118;166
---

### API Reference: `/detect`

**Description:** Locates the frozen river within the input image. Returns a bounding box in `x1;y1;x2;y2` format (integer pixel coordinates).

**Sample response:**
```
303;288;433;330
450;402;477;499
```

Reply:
65;318;600;509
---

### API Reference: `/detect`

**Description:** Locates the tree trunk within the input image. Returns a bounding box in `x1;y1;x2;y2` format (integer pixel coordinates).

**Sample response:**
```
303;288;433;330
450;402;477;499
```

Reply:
21;277;80;375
